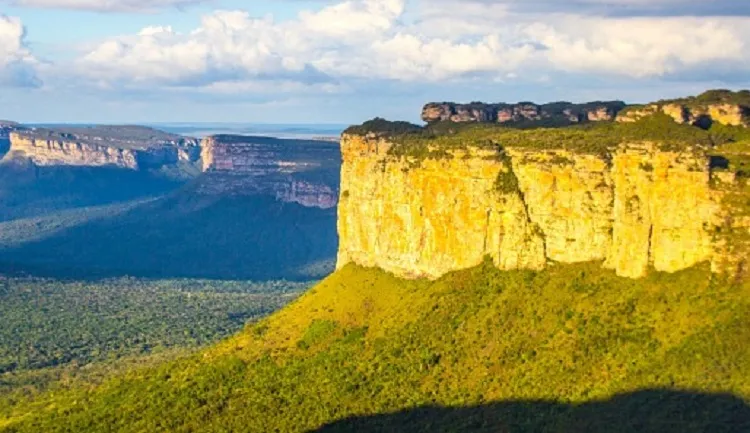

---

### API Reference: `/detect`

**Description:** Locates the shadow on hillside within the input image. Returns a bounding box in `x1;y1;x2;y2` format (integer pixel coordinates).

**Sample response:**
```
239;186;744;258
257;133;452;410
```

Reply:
0;160;181;221
314;390;750;433
0;189;338;281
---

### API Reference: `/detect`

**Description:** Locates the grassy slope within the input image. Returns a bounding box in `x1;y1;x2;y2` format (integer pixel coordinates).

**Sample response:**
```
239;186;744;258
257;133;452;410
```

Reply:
2;261;749;432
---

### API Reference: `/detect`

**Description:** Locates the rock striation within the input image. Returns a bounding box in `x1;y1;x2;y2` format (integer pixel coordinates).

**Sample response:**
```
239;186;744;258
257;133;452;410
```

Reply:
197;135;340;209
422;101;626;125
336;133;749;280
5;126;201;170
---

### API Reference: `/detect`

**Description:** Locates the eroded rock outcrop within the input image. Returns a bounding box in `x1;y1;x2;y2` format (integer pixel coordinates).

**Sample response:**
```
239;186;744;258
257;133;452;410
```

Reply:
337;134;748;279
5;126;200;170
422;101;626;125
616;90;750;128
198;135;340;209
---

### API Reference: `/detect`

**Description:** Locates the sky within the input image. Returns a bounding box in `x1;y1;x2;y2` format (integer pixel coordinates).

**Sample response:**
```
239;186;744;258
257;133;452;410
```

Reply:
0;0;749;124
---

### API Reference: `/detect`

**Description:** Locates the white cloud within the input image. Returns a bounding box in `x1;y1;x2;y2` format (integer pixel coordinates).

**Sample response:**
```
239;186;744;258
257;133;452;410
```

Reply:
0;15;28;68
0;15;41;87
1;0;208;13
30;0;750;97
76;0;536;88
528;17;748;77
299;0;404;37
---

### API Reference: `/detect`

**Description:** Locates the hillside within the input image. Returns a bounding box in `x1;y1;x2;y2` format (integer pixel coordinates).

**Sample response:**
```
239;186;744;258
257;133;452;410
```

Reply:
1;262;749;431
2;91;750;432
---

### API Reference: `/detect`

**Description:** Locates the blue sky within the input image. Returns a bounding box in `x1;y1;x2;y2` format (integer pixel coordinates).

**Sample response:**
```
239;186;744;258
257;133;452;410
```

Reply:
0;0;749;124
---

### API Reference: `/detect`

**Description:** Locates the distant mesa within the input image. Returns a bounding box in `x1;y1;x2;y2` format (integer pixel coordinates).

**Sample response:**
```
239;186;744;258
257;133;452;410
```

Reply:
0;124;340;209
198;134;340;209
419;90;750;129
422;100;627;125
615;89;750;128
5;125;201;170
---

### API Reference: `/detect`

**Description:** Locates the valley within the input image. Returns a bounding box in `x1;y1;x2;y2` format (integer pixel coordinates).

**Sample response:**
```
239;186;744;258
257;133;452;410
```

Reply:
1;89;750;432
0;122;341;418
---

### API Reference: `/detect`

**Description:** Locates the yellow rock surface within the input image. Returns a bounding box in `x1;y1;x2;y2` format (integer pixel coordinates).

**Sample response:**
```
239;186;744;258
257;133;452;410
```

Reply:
337;135;736;279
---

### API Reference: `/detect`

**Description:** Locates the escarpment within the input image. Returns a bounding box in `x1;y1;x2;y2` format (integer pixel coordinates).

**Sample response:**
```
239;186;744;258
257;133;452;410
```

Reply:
423;90;750;129
5;126;201;170
337;117;750;280
616;89;750;128
422;101;626;125
198;135;340;209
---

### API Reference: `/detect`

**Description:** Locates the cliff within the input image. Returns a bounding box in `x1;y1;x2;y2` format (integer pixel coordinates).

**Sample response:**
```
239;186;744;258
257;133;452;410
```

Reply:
197;135;340;209
0;120;20;156
616;89;750;128
5;126;201;170
422;101;626;125
424;90;750;130
337;115;750;280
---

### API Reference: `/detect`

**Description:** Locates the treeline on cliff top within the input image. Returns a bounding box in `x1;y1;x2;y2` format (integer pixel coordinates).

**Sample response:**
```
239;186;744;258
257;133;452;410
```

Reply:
344;90;750;155
346;114;750;157
657;88;750;108
2;261;749;432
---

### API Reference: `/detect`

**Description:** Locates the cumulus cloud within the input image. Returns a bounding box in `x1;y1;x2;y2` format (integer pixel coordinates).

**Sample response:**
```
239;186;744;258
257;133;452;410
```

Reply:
64;0;750;95
0;15;41;87
527;17;748;77
77;0;536;89
0;0;208;13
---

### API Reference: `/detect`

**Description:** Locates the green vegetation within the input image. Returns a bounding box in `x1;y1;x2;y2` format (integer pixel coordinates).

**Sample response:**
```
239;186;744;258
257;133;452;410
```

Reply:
346;92;750;163
659;89;750;109
494;153;520;195
379;114;750;160
2;261;749;432
0;193;337;281
0;277;305;374
342;117;422;136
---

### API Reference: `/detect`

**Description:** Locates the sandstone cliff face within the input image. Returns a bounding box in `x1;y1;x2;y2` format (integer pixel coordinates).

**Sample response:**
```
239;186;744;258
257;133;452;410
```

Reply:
198;135;340;209
336;134;745;279
616;101;750;128
5;127;201;170
8;133;142;169
422;101;626;125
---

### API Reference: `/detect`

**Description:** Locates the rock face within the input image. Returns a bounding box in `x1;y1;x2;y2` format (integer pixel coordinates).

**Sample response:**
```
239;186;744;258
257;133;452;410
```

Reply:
5;126;201;170
198;135;340;209
0;121;20;156
422;101;626;125
337;134;747;279
616;90;750;128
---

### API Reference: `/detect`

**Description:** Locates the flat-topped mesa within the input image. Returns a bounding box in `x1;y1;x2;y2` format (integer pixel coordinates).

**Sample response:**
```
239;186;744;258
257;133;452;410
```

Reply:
422;100;627;125
617;89;750;128
198;134;340;209
5;125;201;170
338;108;750;280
